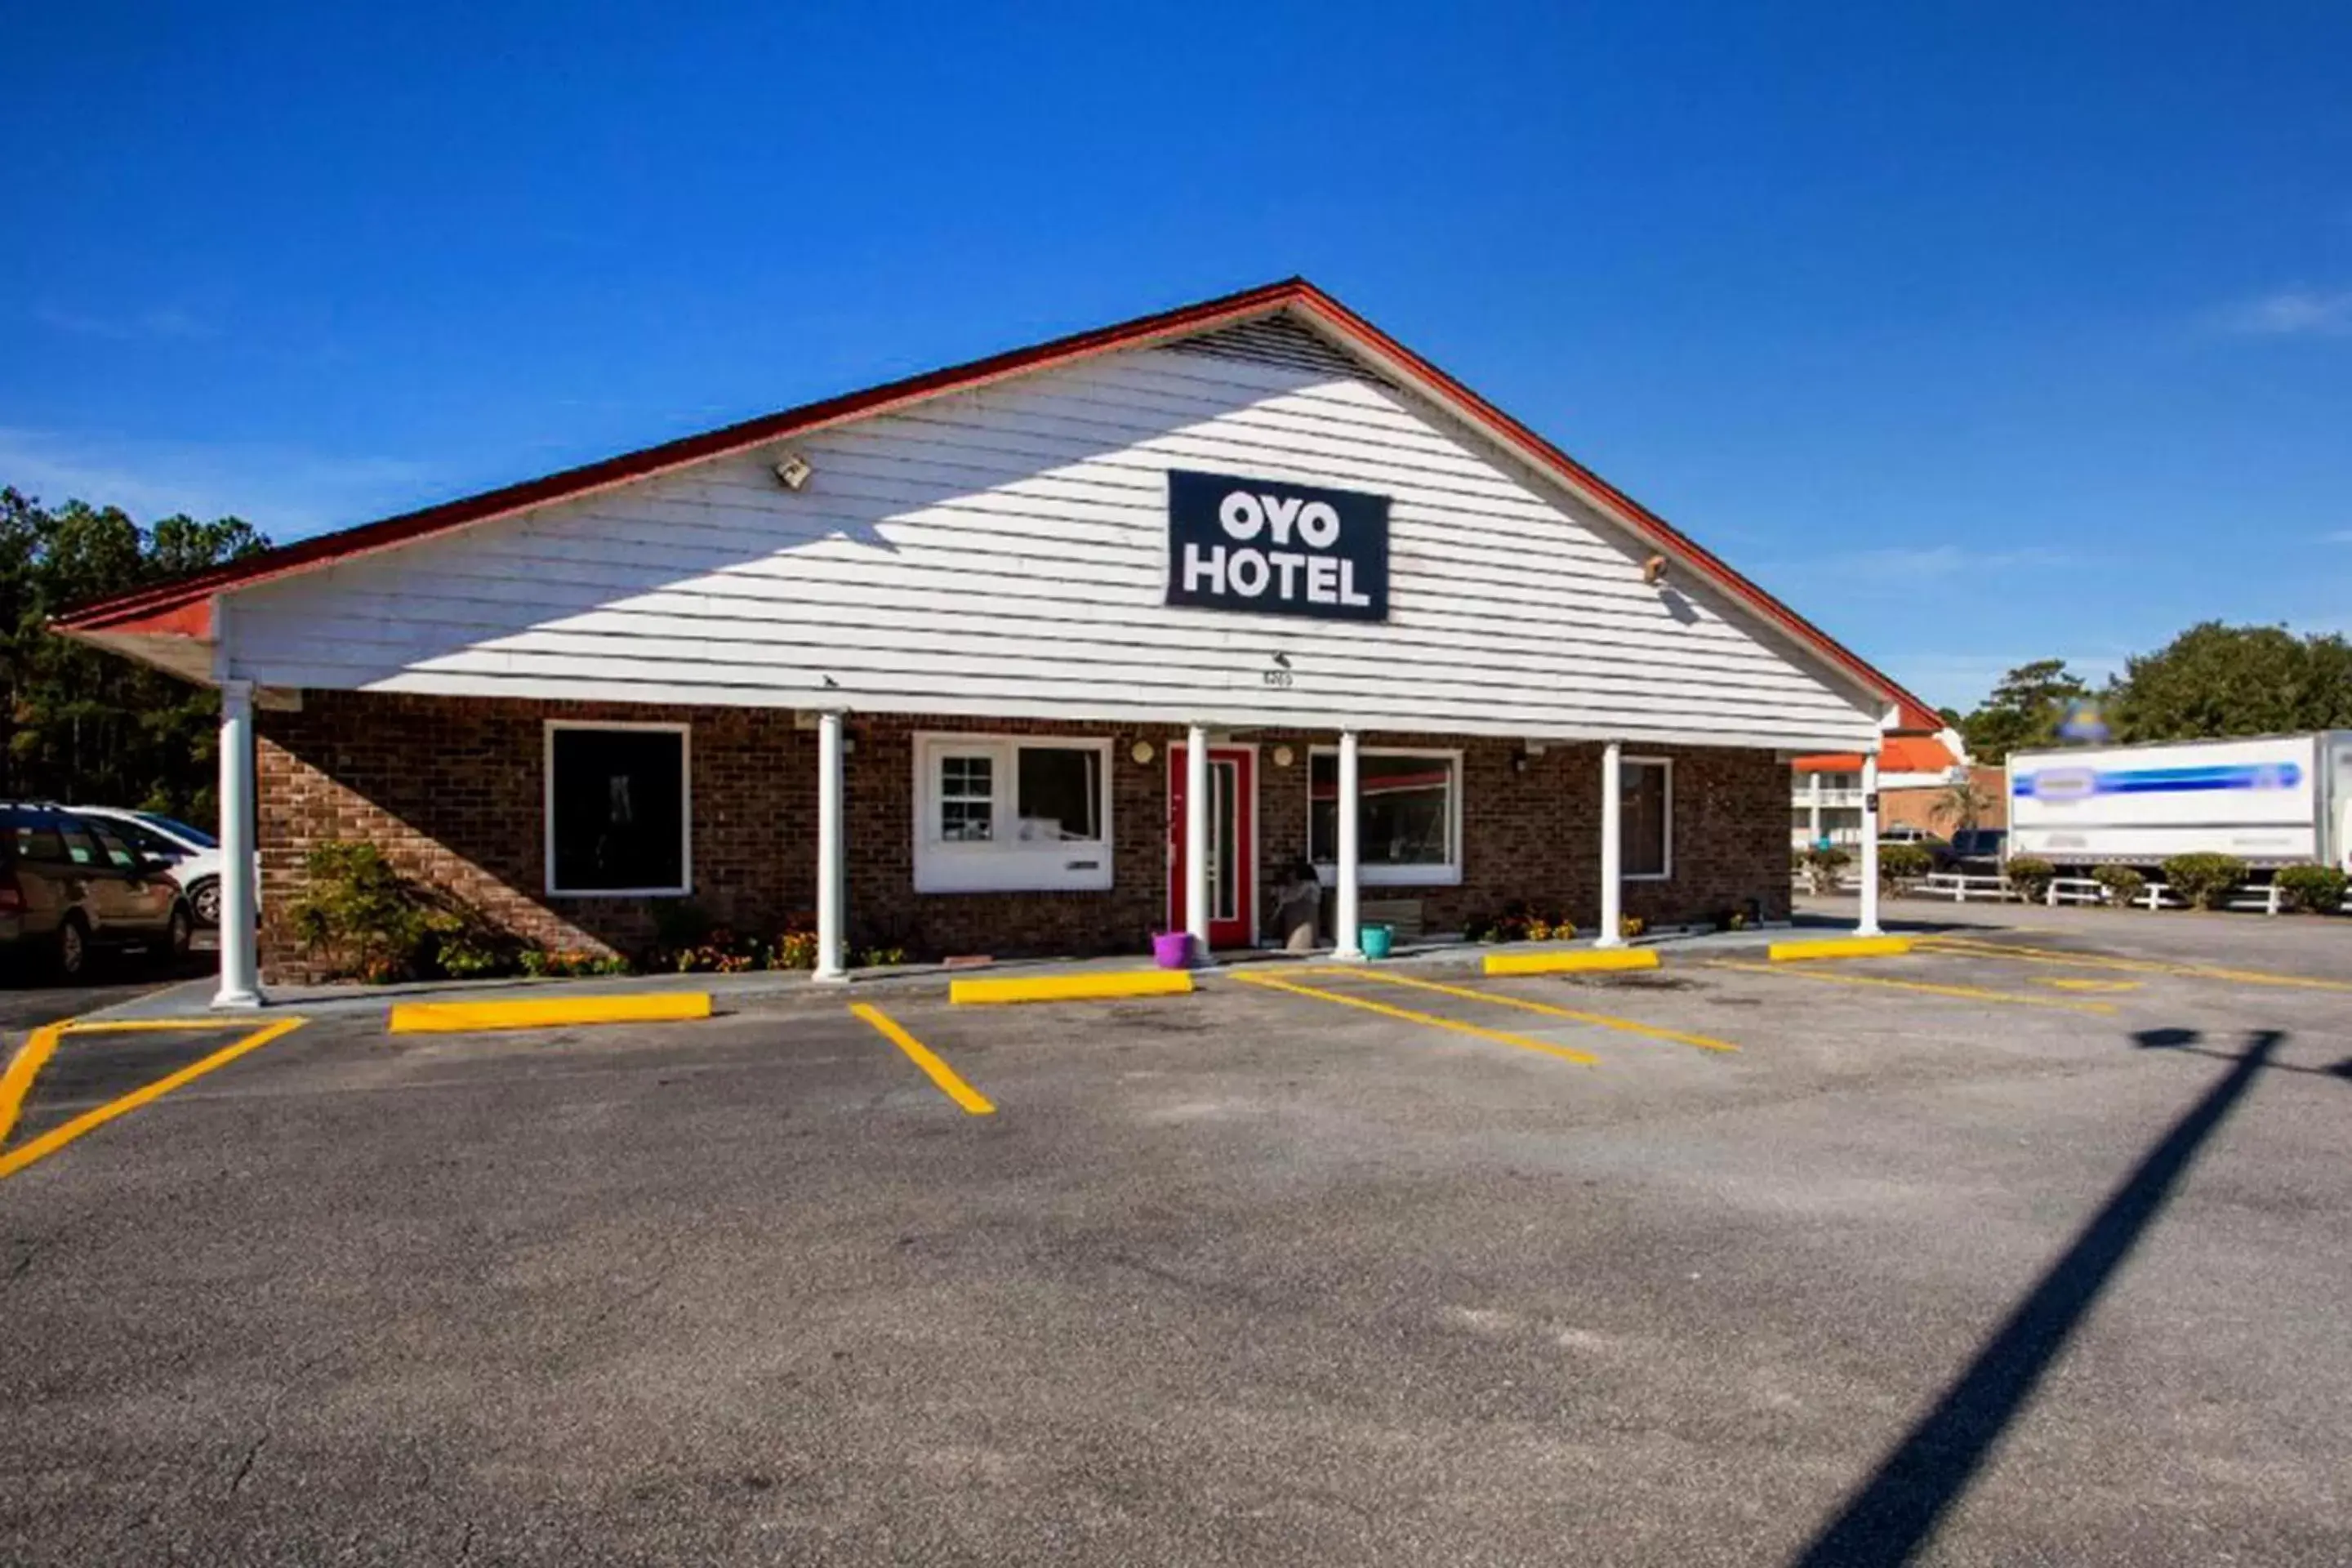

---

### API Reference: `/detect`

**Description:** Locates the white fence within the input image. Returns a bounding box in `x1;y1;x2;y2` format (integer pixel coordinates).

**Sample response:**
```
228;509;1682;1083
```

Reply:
1803;867;2352;915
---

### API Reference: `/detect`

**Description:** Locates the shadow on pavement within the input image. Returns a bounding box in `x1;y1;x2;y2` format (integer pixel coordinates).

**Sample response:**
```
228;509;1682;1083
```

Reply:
0;955;215;1034
1790;1027;2294;1567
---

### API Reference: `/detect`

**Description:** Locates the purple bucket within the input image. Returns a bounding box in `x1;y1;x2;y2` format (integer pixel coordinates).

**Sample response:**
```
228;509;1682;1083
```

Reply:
1152;931;1196;969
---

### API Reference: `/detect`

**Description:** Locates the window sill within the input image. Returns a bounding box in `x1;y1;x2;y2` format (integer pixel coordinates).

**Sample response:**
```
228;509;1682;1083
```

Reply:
546;885;693;898
1313;864;1463;889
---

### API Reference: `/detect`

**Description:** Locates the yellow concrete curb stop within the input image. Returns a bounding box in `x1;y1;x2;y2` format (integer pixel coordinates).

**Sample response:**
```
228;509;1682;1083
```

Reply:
950;969;1194;1005
1482;947;1661;977
387;992;714;1033
1765;935;1913;962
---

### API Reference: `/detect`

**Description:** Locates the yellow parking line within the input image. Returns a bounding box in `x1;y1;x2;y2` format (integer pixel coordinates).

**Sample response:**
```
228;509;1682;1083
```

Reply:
1706;960;2118;1014
0;1017;310;1181
2040;977;2141;993
0;1024;67;1149
951;970;1192;1004
1483;947;1659;976
1334;967;1738;1054
850;1003;996;1116
47;1017;266;1032
1234;971;1600;1067
389;992;712;1032
1767;935;1914;961
1918;936;2352;993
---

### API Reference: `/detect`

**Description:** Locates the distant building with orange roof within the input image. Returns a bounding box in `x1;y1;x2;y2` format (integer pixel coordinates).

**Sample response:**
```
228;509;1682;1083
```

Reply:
1792;730;2006;849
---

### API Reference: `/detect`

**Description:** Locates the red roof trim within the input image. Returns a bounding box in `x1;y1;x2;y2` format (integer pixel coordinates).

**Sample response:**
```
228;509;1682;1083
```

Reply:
53;278;1305;633
52;276;1936;728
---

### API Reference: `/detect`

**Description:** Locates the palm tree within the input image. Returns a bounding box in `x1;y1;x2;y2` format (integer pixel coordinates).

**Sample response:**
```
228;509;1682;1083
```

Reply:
1931;777;1992;834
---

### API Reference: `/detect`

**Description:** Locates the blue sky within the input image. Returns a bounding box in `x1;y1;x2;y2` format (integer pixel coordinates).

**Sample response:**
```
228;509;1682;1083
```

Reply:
5;2;2348;710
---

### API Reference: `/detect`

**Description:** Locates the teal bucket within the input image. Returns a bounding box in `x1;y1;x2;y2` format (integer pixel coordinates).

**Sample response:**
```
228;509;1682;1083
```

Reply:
1361;923;1395;960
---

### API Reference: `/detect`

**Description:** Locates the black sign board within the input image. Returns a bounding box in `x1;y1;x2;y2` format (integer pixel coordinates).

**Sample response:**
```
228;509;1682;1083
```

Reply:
1165;469;1389;622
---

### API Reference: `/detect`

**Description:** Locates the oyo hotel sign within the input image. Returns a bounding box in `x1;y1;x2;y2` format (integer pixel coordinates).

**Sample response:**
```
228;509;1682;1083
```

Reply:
1165;469;1390;622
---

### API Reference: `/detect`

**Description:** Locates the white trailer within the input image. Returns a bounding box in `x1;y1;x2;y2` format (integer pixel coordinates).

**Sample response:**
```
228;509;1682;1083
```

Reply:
2007;732;2352;872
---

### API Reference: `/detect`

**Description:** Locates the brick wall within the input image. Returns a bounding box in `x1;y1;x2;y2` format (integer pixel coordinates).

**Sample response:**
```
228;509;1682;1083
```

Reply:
257;692;1791;980
1878;764;2008;835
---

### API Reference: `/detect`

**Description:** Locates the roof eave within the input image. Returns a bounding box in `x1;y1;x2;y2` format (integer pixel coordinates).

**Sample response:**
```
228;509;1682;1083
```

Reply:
51;275;1938;730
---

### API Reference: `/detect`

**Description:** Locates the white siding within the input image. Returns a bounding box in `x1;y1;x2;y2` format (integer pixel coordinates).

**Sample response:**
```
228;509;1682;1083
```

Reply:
226;339;1882;749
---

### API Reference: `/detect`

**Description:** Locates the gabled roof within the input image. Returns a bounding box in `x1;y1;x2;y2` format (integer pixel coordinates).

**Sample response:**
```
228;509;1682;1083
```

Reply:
52;277;1940;729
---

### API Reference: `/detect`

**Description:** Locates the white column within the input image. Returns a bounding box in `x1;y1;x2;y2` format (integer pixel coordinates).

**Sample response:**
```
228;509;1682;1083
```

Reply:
1184;725;1211;962
1807;772;1823;844
1596;740;1625;948
1857;750;1883;936
1333;729;1363;960
814;710;848;982
211;679;263;1009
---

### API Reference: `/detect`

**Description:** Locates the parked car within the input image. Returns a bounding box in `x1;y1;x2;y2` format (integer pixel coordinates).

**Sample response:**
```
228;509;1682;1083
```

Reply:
0;804;194;978
70;806;229;927
1948;828;2007;869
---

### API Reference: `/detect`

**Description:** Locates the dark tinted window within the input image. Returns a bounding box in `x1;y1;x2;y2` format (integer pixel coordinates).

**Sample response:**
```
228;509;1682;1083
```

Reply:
139;813;217;848
549;728;688;893
7;810;66;865
96;816;176;858
1016;747;1101;842
56;820;100;867
87;822;140;870
1621;761;1670;879
1309;751;1456;869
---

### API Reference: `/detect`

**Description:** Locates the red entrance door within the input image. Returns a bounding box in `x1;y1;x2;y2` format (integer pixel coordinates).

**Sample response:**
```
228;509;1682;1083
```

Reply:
1169;746;1256;949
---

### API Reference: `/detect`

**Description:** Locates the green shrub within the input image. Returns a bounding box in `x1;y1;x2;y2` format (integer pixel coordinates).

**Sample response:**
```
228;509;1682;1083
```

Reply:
519;947;630;978
288;841;434;982
2162;853;2246;911
768;929;819;969
2275;863;2349;915
2091;865;2147;908
2004;856;2056;903
1878;843;1933;887
434;930;509;978
1800;844;1851;893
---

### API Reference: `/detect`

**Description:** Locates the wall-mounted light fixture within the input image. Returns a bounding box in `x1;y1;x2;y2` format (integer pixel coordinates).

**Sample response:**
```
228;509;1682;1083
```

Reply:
772;452;814;490
1130;740;1156;765
1642;554;1670;586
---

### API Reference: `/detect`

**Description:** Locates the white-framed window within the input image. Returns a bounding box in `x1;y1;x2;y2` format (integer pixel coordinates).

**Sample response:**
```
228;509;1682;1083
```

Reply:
545;721;692;897
1308;746;1463;887
914;733;1113;893
1622;755;1673;881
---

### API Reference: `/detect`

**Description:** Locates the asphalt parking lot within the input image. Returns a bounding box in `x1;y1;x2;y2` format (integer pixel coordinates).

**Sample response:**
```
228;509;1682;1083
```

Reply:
0;946;216;1036
2;921;2349;1565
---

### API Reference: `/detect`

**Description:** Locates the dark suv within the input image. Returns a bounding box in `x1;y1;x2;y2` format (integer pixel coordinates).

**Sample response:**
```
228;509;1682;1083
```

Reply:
1949;828;2008;870
0;804;194;978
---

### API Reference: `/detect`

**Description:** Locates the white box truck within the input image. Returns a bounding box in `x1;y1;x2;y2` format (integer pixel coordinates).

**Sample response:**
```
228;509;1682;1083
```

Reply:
2007;732;2352;872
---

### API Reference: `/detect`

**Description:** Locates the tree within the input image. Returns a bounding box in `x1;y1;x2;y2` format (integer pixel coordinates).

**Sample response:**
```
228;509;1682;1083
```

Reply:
2112;621;2352;742
1958;659;2091;762
0;486;270;828
1931;777;1993;834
